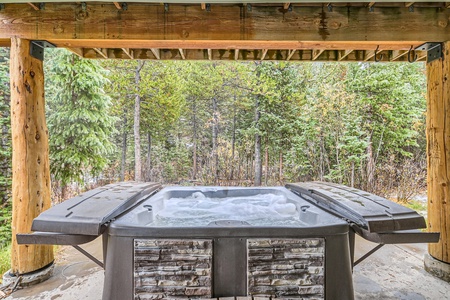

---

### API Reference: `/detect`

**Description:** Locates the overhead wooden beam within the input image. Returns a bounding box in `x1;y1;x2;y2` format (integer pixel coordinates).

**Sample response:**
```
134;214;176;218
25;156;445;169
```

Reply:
67;47;84;58
338;49;353;61
51;40;425;52
113;2;122;10
446;3;450;9
27;2;39;10
367;2;376;8
390;50;408;61
201;3;206;10
150;48;160;59
261;49;268;61
405;2;415;8
121;48;133;59
178;48;185;60
207;49;212;60
10;37;54;275
286;49;296;61
364;50;376;61
312;49;325;60
1;4;450;44
93;48;108;59
283;3;290;10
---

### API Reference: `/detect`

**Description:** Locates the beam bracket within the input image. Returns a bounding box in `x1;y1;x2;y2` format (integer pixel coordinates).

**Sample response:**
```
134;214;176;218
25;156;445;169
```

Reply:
0;4;4;10
30;40;56;61
415;42;443;63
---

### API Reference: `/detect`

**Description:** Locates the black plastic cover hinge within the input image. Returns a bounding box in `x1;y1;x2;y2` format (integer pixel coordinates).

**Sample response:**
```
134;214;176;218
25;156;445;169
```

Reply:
30;40;56;61
415;43;443;63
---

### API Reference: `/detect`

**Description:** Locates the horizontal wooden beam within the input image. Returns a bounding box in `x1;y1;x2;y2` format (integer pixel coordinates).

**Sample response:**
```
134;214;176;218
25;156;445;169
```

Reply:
0;3;449;44
50;39;426;51
80;48;426;62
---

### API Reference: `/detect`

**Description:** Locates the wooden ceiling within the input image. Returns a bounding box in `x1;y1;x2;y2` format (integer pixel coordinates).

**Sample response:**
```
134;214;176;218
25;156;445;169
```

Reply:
1;2;449;61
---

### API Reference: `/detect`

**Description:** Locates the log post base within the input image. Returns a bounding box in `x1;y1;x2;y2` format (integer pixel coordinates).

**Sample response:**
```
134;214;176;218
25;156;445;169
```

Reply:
2;262;54;287
424;253;450;282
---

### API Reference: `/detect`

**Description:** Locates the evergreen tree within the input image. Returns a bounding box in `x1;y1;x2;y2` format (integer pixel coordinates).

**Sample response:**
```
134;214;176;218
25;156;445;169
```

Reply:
46;49;116;194
0;47;11;247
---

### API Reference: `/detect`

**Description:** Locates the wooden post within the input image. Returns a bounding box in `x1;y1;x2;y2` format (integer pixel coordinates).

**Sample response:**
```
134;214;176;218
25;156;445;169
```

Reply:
10;37;53;275
427;41;450;264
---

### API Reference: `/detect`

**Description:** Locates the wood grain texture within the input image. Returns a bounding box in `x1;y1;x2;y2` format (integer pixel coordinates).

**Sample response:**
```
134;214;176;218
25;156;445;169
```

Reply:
427;41;450;263
10;37;54;275
0;3;449;43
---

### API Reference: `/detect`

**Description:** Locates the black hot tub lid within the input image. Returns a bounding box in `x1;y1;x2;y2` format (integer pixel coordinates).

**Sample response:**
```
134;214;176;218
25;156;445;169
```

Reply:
286;181;426;233
30;182;161;236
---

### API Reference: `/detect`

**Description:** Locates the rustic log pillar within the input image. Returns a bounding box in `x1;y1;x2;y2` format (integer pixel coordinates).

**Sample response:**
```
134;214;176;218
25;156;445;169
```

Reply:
10;37;53;275
425;41;450;281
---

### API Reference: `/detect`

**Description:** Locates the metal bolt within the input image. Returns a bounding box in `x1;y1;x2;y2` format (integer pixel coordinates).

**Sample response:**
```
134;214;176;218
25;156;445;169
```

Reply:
327;4;333;12
164;3;169;12
247;3;252;12
408;5;414;12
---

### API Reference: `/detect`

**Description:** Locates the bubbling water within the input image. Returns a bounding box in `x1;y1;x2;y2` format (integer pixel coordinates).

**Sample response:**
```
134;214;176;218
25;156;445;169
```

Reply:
152;192;306;227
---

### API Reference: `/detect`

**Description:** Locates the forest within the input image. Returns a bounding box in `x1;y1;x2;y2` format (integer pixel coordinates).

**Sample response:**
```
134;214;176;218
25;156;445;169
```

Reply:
0;48;427;252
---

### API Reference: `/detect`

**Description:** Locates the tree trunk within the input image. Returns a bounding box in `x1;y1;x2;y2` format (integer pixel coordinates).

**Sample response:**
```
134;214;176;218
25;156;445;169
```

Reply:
230;94;237;181
212;96;219;184
264;137;269;186
120;110;127;182
254;95;262;186
146;132;152;181
192;97;198;180
134;61;144;182
279;151;283;183
366;133;375;191
426;41;450;264
10;37;54;275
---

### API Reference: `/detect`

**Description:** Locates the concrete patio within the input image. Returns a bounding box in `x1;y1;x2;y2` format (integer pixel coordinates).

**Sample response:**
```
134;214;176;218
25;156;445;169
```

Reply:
4;235;450;300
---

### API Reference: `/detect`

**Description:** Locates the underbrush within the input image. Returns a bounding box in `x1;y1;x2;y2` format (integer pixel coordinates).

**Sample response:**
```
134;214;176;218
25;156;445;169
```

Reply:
0;244;11;284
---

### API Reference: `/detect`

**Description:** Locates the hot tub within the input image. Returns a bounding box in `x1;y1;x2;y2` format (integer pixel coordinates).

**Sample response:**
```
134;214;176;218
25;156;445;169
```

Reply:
17;182;439;300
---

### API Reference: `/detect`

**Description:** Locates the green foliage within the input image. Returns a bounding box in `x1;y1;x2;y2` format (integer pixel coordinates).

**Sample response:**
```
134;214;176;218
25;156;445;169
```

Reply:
0;47;12;247
46;49;117;186
0;244;11;283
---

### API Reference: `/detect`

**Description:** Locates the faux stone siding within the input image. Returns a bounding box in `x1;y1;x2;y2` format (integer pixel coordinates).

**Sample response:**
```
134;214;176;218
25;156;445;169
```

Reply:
134;239;212;299
248;238;325;299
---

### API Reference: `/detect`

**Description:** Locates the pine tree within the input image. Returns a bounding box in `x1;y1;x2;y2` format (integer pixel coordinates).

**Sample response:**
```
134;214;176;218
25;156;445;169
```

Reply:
46;49;116;195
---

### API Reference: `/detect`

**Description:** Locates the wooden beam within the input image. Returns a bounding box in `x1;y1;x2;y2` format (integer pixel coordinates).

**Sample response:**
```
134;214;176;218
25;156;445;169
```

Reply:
234;49;239;60
150;48;160;59
260;49;268;61
446;3;450;9
10;37;54;275
121;48;133;59
390;50;408;61
1;4;450;44
201;3;206;10
113;2;123;10
178;48;185;60
338;49;353;61
283;3;290;10
93;48;108;59
207;49;212;60
367;2;376;8
364;50;376;61
312;49;325;60
426;41;450;264
50;40;425;52
27;2;39;11
66;47;84;58
405;2;415;8
286;49;296;61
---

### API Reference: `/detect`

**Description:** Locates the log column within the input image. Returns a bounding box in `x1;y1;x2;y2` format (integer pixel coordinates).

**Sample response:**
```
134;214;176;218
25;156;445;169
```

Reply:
10;37;53;275
426;41;450;281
